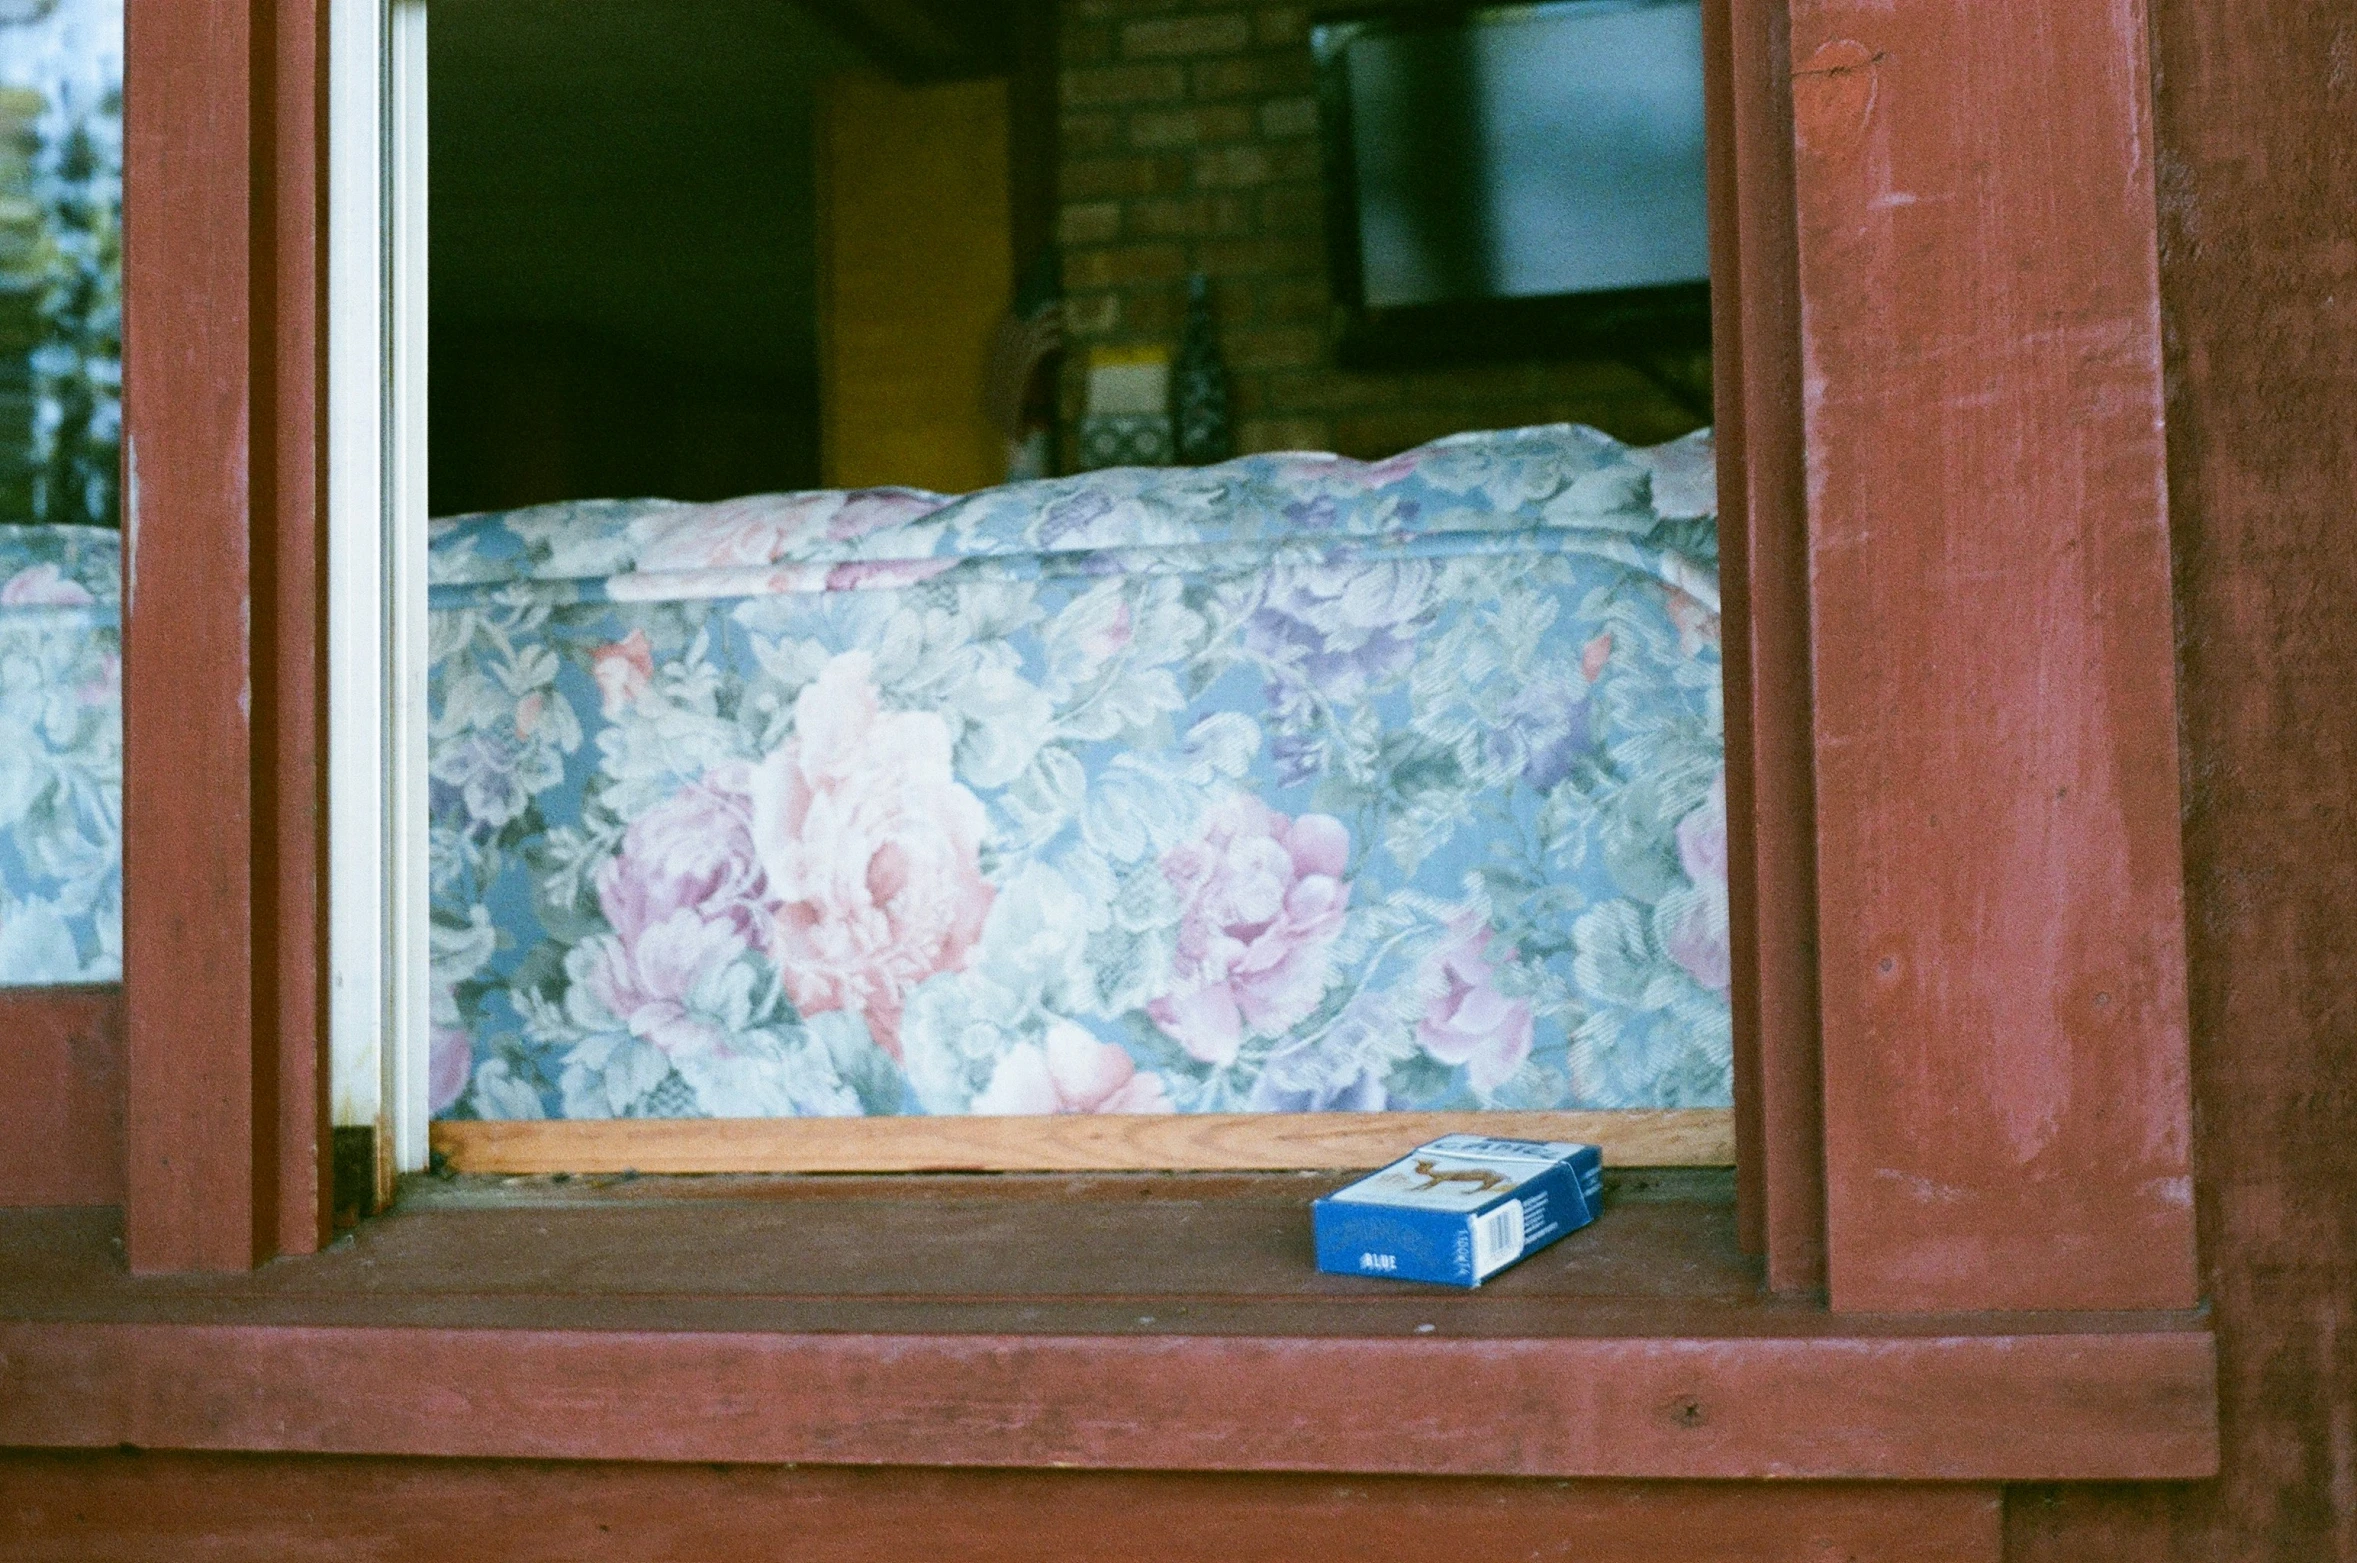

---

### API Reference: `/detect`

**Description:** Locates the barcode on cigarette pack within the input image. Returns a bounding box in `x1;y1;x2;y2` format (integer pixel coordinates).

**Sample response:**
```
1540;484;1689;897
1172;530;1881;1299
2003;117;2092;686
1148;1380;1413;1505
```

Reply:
1471;1199;1526;1279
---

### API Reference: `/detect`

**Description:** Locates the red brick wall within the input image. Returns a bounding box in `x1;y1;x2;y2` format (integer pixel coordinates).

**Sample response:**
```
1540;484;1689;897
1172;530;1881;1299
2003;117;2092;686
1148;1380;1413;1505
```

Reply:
1054;0;1709;462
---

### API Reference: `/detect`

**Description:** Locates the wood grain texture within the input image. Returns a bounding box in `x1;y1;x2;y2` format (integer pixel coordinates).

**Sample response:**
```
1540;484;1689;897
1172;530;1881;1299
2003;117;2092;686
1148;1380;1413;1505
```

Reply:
120;0;327;1271
0;989;123;1207
0;1456;2004;1563
1786;0;2197;1313
0;1318;2213;1480
0;1179;1775;1329
122;0;262;1273
1723;0;1824;1298
1705;0;1826;1288
1698;0;1762;1260
262;0;331;1258
2004;0;2357;1554
429;1109;1735;1174
120;0;326;1270
0;1193;2218;1479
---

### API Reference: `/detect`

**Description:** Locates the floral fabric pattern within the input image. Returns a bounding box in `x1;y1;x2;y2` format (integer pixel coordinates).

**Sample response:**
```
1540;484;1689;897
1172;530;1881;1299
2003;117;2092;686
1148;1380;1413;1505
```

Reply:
428;423;1730;1121
0;524;121;984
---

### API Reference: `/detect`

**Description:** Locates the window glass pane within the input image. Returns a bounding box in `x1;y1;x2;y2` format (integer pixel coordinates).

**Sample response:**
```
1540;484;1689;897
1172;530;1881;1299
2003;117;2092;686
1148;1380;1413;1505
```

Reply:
0;0;121;987
0;0;119;532
419;2;1732;1147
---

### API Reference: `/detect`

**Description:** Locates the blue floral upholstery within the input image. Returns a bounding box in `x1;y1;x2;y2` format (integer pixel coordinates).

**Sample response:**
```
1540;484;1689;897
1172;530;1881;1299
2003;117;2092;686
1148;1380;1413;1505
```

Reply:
0;524;121;985
428;425;1731;1122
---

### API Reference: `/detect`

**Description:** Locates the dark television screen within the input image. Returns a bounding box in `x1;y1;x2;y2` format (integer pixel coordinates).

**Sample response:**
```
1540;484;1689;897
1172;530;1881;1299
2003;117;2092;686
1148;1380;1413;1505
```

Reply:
1315;1;1710;362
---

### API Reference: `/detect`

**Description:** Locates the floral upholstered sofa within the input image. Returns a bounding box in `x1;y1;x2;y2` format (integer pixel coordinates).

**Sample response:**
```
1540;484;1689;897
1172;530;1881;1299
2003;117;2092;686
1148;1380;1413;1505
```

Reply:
426;424;1732;1125
0;427;1729;1125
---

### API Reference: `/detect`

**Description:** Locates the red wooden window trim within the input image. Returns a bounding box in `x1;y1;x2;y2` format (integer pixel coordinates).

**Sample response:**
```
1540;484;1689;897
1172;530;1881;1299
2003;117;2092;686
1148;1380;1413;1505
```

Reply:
0;1185;2220;1480
1786;0;2196;1314
1709;0;1827;1295
120;0;328;1270
0;1461;2011;1563
53;0;2210;1495
90;0;1851;1282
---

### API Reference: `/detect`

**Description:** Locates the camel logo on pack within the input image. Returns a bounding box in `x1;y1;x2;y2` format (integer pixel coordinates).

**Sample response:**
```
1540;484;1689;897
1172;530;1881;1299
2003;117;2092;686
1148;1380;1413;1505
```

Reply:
1406;1158;1510;1196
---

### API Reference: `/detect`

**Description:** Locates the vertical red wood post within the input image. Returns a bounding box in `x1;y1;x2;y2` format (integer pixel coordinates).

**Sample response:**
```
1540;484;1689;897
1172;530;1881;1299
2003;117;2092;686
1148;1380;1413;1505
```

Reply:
123;0;262;1272
122;0;326;1270
1785;0;2197;1311
1714;0;1826;1294
1699;0;1766;1259
265;0;332;1259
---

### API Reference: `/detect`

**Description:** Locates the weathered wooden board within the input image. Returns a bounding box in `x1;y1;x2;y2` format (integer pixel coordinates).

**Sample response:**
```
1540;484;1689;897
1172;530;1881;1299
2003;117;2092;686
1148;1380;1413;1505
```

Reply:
1708;0;1825;1294
0;1456;2003;1563
1786;0;2197;1314
120;0;326;1270
0;1316;2214;1480
260;0;331;1258
0;1191;2219;1480
2006;0;2357;1555
429;1109;1735;1174
121;0;265;1273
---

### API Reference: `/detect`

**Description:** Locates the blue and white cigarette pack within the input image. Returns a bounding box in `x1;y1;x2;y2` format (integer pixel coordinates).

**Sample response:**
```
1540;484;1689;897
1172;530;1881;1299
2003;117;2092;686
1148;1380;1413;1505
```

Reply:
1313;1135;1604;1286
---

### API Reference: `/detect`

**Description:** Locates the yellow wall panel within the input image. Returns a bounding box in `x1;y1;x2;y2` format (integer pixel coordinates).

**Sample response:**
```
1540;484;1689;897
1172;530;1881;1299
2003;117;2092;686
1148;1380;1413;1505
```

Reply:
817;72;1010;494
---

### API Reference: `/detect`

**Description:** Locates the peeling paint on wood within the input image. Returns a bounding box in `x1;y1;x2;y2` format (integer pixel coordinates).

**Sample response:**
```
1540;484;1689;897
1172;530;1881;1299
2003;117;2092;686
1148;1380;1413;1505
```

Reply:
1786;0;2197;1314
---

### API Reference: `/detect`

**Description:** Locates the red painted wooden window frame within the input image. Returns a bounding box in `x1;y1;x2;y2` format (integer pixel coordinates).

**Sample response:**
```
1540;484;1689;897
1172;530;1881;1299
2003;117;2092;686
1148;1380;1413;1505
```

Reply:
18;0;2209;1485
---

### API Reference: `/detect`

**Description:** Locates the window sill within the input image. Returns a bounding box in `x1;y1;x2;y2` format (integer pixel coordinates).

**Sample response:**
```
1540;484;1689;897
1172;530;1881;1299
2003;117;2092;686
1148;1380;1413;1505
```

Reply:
0;1172;2215;1480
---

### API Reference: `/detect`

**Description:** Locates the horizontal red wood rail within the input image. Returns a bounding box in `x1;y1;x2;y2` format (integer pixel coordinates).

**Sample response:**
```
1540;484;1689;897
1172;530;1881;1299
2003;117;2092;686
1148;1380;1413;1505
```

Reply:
0;1320;2213;1481
0;1457;2007;1563
0;1181;2216;1481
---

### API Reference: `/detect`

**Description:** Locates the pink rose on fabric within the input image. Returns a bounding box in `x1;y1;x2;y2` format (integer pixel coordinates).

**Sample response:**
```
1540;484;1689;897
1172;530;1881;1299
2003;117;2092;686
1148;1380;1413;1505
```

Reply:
971;1022;1173;1115
1416;912;1535;1094
1148;796;1351;1067
581;910;753;1059
597;768;770;950
1;563;95;608
584;770;771;1056
822;558;956;593
749;651;994;1060
1666;587;1720;656
1270;448;1422;489
77;650;121;706
629;490;945;572
428;1026;473;1115
591;628;654;717
629;494;838;572
824;488;946;541
1358;449;1427;485
1666;772;1732;994
1080;598;1132;661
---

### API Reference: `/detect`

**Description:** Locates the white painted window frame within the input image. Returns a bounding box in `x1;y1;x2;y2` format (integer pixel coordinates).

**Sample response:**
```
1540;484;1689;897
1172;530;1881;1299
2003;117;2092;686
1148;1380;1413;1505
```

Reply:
327;0;429;1189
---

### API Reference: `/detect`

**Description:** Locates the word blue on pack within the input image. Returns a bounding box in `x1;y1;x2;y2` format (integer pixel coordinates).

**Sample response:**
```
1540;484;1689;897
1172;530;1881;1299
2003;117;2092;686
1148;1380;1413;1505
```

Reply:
1312;1134;1603;1287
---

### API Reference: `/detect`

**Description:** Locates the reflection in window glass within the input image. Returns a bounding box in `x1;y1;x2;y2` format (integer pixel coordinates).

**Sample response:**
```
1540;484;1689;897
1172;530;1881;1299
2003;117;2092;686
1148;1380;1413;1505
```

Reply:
0;0;120;531
0;0;122;988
